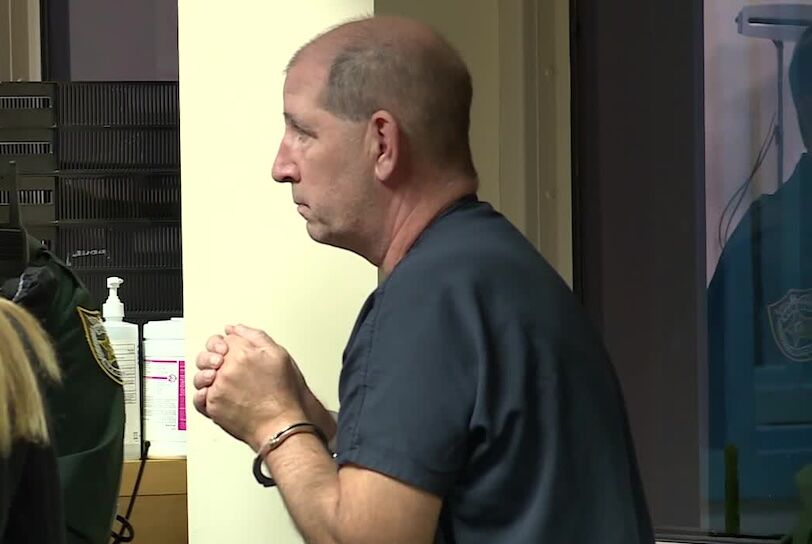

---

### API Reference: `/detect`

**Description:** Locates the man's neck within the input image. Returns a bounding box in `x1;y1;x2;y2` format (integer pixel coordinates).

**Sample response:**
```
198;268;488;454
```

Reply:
378;181;476;279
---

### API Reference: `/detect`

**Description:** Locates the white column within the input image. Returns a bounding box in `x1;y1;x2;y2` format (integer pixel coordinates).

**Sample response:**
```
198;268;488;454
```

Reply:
178;1;376;542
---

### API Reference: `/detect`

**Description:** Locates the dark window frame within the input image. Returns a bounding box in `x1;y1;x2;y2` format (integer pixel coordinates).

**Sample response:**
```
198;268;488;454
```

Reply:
569;0;747;540
573;0;804;541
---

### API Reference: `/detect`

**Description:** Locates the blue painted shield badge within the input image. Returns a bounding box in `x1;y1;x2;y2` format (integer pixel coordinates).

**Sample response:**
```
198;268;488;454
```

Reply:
767;288;812;362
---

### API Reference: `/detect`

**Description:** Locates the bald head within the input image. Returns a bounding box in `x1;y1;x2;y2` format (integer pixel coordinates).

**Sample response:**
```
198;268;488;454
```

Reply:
289;16;477;177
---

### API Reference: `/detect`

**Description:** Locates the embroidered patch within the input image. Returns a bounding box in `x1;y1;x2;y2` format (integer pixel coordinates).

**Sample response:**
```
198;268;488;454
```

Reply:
767;288;812;362
76;306;123;384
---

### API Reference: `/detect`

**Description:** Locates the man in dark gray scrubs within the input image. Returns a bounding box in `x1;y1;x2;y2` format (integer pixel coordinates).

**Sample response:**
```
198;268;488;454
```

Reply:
192;15;654;543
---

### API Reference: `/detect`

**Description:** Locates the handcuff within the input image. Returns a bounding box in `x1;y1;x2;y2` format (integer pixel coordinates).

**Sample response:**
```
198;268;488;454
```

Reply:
252;422;332;487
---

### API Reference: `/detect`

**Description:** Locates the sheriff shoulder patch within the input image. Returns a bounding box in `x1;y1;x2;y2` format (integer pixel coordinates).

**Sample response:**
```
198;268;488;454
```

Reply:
76;306;123;385
768;288;812;362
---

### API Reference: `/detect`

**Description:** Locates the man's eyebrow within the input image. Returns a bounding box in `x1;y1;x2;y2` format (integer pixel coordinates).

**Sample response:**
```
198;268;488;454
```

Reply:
283;112;315;133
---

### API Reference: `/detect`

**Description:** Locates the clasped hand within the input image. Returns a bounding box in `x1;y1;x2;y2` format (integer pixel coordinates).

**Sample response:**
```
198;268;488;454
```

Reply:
192;324;309;451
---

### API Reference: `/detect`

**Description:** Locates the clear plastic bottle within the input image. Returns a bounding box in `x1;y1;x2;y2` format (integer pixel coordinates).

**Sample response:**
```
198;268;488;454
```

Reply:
103;276;141;460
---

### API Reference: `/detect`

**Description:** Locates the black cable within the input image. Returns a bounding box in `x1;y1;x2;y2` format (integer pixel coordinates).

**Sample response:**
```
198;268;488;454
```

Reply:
720;114;776;245
717;113;778;249
110;441;151;544
110;517;134;543
718;114;775;247
720;132;771;246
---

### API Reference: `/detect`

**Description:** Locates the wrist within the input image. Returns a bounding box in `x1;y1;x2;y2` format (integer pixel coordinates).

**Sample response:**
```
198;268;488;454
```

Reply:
251;420;331;488
251;409;308;453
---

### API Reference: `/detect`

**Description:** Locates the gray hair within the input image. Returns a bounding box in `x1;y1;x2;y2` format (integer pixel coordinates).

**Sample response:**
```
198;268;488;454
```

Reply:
291;20;477;176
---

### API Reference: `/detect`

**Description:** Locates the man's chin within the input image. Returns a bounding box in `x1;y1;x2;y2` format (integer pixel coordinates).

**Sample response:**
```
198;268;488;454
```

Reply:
305;224;355;253
305;222;329;244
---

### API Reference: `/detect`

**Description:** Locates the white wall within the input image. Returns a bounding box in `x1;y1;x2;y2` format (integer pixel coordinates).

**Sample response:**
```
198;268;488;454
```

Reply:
178;2;377;543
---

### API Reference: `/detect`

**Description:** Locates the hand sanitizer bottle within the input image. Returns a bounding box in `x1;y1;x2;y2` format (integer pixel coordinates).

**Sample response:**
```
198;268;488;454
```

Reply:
103;276;141;460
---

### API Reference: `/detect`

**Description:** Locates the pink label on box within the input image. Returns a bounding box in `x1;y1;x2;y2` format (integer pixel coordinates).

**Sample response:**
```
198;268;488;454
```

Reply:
178;360;186;431
145;358;186;432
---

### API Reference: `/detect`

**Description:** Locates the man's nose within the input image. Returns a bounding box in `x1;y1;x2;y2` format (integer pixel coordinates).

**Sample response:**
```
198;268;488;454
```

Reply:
272;141;299;184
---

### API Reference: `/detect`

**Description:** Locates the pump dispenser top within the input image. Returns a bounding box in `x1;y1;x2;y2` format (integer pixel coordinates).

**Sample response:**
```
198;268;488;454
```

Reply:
103;276;125;321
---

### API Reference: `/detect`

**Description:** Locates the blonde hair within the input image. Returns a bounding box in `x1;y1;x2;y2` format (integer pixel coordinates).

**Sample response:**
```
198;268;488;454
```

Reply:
0;298;61;456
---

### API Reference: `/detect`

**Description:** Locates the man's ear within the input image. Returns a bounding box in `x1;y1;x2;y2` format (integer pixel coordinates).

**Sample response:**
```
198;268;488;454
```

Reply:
370;110;399;182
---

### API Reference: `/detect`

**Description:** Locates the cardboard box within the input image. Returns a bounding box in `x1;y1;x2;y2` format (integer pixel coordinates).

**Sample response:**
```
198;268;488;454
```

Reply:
113;459;187;544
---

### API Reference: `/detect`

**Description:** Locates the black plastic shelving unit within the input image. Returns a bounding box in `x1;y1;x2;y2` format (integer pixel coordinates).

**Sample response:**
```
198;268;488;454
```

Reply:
0;81;181;325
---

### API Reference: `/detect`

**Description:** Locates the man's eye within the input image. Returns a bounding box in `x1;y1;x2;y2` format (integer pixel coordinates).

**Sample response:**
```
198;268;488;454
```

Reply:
291;125;312;142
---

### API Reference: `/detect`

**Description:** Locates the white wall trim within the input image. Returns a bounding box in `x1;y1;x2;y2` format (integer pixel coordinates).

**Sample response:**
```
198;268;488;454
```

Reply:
1;0;42;81
497;0;539;248
498;0;573;285
0;0;12;81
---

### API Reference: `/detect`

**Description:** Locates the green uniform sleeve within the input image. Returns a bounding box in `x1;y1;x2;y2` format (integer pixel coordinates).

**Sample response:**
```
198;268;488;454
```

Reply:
15;248;125;544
